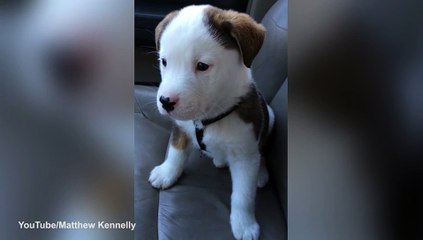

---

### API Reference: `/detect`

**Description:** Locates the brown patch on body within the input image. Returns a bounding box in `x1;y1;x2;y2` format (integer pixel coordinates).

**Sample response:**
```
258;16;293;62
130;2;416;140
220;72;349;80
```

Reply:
236;84;269;149
155;10;179;51
204;6;266;67
171;125;190;149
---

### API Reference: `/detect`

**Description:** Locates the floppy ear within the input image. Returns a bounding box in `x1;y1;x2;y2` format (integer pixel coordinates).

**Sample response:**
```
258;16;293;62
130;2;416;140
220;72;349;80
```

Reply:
155;10;179;51
206;7;266;68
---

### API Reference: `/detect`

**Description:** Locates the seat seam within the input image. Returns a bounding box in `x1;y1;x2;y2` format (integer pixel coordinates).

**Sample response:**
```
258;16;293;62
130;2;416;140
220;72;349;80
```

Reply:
134;96;148;118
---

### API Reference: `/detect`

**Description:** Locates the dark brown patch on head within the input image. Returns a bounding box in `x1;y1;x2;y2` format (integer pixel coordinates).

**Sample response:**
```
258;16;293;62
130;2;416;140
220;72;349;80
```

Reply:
155;10;179;51
205;6;266;68
171;125;190;149
236;84;269;148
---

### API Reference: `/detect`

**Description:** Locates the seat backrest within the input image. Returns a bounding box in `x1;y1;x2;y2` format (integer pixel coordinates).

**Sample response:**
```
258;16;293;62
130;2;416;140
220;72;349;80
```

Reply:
251;0;288;218
252;0;287;103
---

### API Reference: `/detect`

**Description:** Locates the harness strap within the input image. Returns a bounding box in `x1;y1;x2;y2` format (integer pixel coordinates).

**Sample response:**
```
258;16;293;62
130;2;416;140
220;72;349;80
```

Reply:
193;105;238;151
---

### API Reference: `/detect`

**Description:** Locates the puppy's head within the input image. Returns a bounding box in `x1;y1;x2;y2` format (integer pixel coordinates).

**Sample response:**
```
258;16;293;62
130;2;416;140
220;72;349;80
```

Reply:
155;5;265;120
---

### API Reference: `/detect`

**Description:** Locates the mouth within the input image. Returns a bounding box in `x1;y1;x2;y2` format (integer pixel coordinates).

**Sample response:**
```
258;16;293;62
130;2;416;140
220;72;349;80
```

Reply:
167;113;196;121
158;103;201;121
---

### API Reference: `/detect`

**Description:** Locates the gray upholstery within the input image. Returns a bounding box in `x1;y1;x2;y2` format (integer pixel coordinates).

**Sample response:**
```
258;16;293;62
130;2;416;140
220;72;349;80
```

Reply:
268;79;288;218
252;0;287;103
135;1;287;239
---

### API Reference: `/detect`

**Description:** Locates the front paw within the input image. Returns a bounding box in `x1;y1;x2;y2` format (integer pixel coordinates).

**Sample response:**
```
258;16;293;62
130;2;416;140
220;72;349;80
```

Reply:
212;158;227;168
148;163;182;189
230;211;260;240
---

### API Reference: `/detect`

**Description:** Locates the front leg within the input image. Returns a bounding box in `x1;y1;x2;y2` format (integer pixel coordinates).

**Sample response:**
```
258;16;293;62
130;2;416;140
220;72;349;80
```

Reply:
149;126;190;189
228;152;261;240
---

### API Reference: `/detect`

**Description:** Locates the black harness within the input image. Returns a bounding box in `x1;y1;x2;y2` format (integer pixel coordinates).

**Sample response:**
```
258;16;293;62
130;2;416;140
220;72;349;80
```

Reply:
193;105;238;151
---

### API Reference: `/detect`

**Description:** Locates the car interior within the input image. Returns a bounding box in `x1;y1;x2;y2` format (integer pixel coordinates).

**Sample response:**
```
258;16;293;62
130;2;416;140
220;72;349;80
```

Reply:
2;1;423;240
135;0;287;239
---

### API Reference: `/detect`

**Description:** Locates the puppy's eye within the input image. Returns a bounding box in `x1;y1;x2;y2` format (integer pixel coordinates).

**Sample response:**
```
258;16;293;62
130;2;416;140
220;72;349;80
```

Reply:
161;58;167;67
196;62;209;71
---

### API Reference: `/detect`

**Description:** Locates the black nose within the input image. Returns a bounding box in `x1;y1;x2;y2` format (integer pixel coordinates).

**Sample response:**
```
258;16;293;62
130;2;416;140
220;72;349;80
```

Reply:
45;43;92;91
159;96;176;112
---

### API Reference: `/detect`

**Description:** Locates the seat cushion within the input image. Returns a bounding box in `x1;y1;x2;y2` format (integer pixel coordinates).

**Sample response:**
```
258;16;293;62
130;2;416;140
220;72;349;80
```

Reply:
135;115;168;238
135;85;286;240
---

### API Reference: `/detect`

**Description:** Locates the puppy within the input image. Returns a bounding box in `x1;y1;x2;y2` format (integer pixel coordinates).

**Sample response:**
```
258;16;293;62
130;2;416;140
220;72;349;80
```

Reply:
149;5;275;240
